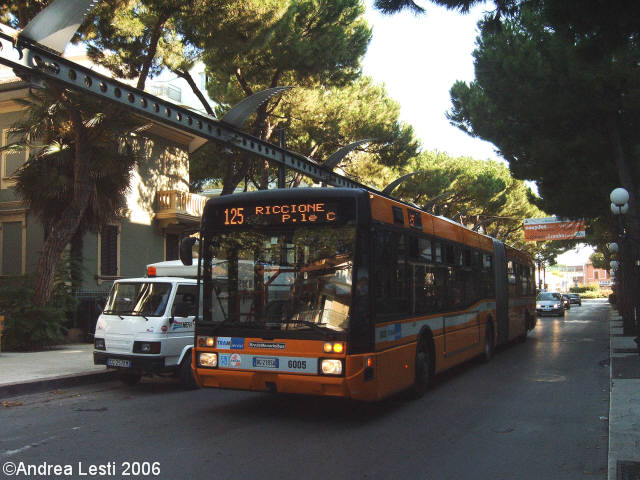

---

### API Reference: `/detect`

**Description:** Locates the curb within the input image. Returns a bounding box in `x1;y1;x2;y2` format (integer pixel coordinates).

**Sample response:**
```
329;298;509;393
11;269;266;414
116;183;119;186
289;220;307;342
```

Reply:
0;369;117;400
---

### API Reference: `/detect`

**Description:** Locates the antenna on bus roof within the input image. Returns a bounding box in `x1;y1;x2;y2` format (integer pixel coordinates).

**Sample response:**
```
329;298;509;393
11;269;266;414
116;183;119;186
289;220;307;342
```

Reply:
221;87;293;128
382;171;424;195
323;139;373;170
20;0;99;54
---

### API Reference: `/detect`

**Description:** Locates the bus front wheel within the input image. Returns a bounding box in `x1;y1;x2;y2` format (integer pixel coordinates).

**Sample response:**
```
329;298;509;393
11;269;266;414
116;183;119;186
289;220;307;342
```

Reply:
179;351;199;390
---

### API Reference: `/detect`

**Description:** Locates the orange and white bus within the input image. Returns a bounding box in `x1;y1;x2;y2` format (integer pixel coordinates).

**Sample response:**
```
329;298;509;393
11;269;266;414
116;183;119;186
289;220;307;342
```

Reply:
186;188;536;401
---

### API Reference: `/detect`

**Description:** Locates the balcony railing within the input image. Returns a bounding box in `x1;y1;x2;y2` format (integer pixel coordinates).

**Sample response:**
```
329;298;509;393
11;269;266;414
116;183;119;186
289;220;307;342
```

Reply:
155;190;207;227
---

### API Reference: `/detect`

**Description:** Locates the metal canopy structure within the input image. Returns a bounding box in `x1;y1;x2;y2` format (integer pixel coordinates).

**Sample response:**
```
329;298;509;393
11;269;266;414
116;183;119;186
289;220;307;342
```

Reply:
0;0;378;193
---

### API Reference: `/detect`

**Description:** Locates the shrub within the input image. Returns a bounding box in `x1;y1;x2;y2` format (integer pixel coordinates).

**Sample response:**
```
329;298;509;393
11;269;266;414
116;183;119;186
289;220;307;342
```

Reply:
570;284;602;294
0;273;76;351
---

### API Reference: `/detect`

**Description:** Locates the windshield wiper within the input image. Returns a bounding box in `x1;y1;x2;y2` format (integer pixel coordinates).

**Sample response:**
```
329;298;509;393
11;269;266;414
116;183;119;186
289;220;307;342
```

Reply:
282;319;335;335
113;310;151;321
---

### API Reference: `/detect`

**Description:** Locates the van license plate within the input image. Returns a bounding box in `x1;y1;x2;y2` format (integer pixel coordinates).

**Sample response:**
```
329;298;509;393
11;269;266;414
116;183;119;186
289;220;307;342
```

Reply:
253;357;278;369
107;358;131;368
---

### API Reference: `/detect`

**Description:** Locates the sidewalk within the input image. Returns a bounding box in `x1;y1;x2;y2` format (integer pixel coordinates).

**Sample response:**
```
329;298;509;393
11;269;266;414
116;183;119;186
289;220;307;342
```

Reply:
0;343;115;398
608;309;640;480
0;305;639;478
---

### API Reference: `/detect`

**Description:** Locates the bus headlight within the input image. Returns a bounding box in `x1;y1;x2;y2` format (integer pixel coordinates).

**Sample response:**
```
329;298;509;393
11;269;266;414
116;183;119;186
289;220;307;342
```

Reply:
198;352;218;368
320;359;343;376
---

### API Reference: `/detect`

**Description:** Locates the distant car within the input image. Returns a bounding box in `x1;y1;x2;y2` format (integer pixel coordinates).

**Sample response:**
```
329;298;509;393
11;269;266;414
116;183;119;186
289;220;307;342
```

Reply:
536;292;564;316
560;294;571;310
568;293;582;306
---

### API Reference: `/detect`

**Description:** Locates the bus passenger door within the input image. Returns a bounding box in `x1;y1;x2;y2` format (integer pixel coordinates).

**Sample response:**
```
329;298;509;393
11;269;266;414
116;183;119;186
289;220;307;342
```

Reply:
492;240;509;344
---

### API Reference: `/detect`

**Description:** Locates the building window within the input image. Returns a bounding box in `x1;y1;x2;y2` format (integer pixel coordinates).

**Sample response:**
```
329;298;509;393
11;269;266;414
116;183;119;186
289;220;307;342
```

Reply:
2;129;27;189
199;72;208;91
167;85;181;102
0;216;26;275
99;225;119;277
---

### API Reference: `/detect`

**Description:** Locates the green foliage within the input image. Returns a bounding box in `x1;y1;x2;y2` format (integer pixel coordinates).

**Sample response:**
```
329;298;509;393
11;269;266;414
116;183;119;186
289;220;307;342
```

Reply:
376;152;548;252
446;3;640;231
589;251;609;270
9;88;142;235
0;0;48;28
191;0;372;104
190;76;419;193
569;283;608;298
570;284;600;293
0;270;76;351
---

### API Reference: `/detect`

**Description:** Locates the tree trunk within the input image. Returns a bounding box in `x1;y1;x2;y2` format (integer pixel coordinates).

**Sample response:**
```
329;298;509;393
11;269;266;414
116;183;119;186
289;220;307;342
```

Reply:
221;156;251;195
33;106;93;306
70;226;84;292
136;13;169;90
172;68;214;115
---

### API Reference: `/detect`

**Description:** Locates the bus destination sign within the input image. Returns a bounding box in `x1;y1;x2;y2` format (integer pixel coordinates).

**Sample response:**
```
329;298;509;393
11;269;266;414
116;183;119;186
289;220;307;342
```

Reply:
220;201;340;226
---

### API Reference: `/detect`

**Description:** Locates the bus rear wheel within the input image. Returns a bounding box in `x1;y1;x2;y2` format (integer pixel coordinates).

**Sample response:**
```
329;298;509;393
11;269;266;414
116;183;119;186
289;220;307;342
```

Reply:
411;337;432;398
518;313;531;343
481;323;494;363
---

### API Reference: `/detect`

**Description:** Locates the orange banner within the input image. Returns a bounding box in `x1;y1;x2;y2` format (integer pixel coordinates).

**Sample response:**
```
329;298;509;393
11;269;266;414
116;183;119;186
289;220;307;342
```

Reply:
523;218;585;241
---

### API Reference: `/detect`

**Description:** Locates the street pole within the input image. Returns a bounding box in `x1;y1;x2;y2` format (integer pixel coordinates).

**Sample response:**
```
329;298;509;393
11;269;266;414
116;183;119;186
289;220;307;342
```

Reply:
278;128;286;189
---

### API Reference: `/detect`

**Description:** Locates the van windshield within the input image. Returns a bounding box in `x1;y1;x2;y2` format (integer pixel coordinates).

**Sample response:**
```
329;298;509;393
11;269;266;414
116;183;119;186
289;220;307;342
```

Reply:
103;282;172;317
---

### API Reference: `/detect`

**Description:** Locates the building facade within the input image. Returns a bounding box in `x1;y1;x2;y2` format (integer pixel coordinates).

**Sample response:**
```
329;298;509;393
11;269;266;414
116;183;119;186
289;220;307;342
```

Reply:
0;55;213;334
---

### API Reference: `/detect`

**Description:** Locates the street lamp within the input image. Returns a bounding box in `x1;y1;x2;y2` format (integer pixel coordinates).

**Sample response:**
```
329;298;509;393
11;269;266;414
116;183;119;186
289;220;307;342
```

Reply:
608;242;619;253
609;186;639;336
611;187;630;207
611;202;629;215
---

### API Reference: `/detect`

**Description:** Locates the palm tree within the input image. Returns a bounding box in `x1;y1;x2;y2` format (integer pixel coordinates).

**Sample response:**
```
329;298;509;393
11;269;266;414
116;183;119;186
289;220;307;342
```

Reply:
8;82;142;305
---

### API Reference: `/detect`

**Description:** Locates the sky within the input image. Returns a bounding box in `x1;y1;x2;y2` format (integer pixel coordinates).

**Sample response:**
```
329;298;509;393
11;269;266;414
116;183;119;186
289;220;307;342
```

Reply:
362;1;497;160
360;2;593;266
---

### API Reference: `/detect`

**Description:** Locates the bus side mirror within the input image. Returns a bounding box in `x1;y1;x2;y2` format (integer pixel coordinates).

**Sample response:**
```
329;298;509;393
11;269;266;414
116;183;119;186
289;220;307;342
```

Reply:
180;237;198;266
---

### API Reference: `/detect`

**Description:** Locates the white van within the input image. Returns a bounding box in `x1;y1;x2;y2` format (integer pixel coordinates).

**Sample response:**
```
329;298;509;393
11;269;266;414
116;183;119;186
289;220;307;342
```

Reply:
93;261;198;388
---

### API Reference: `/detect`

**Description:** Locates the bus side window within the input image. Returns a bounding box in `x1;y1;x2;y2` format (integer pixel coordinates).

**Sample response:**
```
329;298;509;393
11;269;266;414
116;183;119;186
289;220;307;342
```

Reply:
373;228;409;321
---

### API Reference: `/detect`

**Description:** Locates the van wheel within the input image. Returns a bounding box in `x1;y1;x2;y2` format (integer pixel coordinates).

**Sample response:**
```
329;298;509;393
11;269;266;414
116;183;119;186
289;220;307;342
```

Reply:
411;336;432;399
119;373;141;386
482;323;494;363
179;351;198;390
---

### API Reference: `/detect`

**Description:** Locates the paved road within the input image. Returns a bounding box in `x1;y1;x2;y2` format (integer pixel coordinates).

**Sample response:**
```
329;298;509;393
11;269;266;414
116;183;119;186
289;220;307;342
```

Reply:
0;301;610;480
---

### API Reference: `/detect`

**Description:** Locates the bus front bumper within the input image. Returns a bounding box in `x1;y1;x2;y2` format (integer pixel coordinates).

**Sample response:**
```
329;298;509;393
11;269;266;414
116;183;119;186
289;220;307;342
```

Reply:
195;367;379;401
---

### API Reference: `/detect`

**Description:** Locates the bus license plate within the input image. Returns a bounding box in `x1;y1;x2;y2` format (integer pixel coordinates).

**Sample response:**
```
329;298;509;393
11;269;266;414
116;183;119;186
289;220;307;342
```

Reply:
253;357;279;369
107;358;131;368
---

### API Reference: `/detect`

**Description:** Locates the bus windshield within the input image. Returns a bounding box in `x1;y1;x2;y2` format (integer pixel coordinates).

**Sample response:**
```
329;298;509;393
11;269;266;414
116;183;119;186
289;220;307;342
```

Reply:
202;225;355;333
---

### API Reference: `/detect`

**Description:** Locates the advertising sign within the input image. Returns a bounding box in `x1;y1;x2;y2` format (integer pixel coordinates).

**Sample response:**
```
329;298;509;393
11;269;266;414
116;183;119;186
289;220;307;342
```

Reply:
523;217;586;241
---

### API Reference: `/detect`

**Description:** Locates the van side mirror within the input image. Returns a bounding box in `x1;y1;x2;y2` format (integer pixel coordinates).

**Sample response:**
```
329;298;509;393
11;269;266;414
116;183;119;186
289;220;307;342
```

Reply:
180;237;198;266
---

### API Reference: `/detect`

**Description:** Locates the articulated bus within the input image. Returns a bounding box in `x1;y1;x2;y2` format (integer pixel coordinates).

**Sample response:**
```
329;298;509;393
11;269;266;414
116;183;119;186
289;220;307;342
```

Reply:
187;188;536;401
